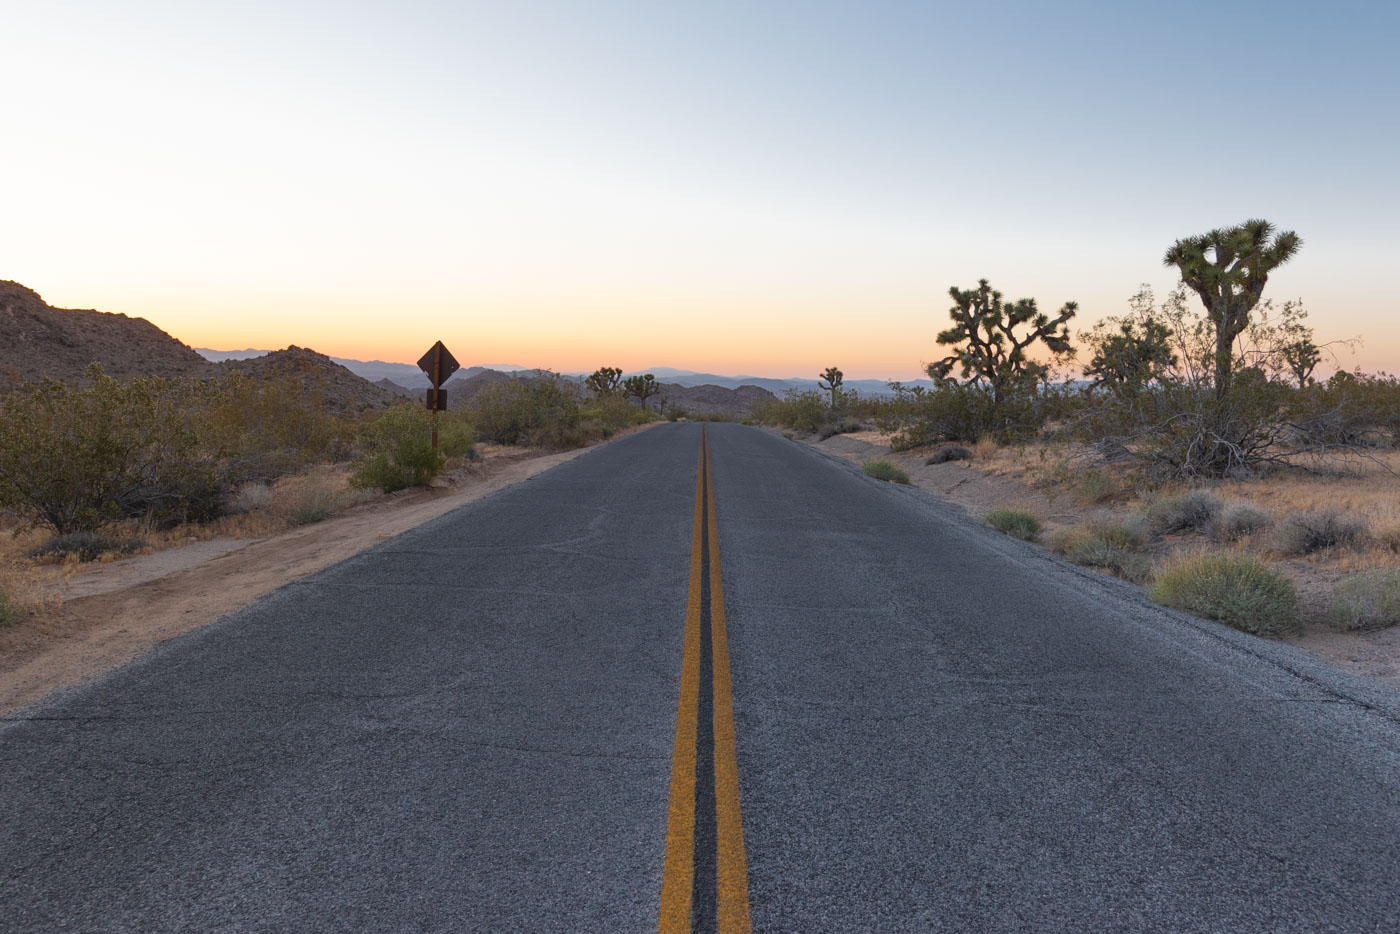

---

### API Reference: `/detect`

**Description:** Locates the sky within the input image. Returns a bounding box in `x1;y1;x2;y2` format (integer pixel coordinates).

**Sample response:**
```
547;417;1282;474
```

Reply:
4;0;1397;379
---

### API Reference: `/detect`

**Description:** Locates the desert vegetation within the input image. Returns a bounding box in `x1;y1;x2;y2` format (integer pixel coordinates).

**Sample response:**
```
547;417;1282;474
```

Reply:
758;218;1400;642
0;357;660;625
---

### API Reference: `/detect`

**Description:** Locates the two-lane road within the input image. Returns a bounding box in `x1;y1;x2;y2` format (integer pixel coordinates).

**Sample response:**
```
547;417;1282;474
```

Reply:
4;423;1400;931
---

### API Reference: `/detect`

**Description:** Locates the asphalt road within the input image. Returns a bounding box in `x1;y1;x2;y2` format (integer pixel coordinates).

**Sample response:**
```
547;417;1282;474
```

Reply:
4;422;1400;932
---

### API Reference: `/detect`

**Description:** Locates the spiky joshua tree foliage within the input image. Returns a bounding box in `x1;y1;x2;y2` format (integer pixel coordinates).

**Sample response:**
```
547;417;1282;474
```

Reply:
584;366;623;396
1164;219;1301;399
818;366;843;410
623;373;660;411
928;279;1076;404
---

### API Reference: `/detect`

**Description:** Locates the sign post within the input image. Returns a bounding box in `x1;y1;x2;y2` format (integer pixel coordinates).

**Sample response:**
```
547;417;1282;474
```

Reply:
416;341;461;450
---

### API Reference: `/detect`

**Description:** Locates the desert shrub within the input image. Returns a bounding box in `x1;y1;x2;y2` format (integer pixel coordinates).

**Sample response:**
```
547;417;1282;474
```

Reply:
926;444;971;465
756;390;828;435
984;508;1041;541
0;366;220;533
1050;518;1151;582
468;376;584;447
1150;552;1300;636
227;481;272;514
875;382;1051;449
816;418;864;441
351;404;444;492
1274;510;1366;555
28;532;143;563
1374;520;1400;555
1208;503;1271;543
1074;470;1117;504
437;415;477;458
583;393;651;439
862;460;910;484
200;372;354;484
1146;489;1222;534
665;405;688;422
1329;569;1400;631
0;591;20;627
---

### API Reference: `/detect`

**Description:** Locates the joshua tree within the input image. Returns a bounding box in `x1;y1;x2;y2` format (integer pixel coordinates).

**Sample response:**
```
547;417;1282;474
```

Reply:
929;279;1076;404
623;373;660;411
1163;219;1301;399
818;366;843;409
584;366;623;396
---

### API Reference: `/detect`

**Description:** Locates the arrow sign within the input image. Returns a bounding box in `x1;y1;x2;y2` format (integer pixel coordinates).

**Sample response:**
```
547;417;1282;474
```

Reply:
417;341;461;389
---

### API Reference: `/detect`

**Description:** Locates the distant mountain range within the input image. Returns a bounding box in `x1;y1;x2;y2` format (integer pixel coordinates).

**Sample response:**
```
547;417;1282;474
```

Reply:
193;350;933;397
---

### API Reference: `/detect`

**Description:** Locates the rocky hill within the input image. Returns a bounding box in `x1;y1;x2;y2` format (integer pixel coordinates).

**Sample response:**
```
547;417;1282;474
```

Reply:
660;382;775;416
0;280;217;391
222;346;400;414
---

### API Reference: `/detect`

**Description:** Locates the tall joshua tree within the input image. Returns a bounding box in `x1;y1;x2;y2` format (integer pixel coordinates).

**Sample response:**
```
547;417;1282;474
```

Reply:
818;366;843;409
929;280;1076;405
1164;219;1301;399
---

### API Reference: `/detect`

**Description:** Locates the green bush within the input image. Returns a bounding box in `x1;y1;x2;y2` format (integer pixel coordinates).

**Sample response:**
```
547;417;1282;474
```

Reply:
862;460;910;484
437;415;476;459
983;508;1041;541
755;390;828;434
468;376;585;447
0;365;220;533
1274;510;1365;555
1146;489;1222;534
584;392;652;438
1329;569;1400;631
1150;552;1300;636
350;404;444;492
201;372;354;484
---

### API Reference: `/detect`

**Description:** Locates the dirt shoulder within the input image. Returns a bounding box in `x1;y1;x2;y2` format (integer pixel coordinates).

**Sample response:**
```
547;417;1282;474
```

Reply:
0;436;638;715
791;428;1400;692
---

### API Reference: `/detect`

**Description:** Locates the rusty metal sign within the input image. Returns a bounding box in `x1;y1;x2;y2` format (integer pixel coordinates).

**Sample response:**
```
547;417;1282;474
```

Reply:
417;341;461;389
425;387;448;411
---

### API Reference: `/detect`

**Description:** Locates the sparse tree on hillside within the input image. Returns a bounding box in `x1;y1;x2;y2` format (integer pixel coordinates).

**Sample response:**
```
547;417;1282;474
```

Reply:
1163;219;1301;399
929;279;1076;404
623;373;660;411
818;366;843;410
584;366;623;396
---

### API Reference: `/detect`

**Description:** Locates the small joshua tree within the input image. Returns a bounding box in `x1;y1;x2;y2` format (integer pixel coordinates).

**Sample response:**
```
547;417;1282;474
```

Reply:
929;279;1076;405
623;373;660;411
1163;219;1301;399
584;366;623;396
818;366;843;410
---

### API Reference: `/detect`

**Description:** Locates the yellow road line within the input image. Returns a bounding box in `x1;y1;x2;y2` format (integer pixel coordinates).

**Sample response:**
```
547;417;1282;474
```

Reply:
658;436;706;932
706;434;753;934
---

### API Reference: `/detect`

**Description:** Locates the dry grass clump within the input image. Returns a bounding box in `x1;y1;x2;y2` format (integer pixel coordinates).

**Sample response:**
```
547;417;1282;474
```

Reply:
1273;510;1366;556
268;469;363;527
1049;516;1152;582
1146;489;1223;534
0;561;58;626
1151;551;1301;636
984;508;1041;541
28;532;144;563
1328;569;1400;632
1208;503;1271;543
973;436;999;460
1073;470;1119;505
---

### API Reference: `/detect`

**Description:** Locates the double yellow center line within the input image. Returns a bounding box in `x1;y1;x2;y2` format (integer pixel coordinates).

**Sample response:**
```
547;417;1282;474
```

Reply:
659;429;752;934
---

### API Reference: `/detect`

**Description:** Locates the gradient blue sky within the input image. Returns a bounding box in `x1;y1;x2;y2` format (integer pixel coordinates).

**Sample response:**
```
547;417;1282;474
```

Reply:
5;0;1397;377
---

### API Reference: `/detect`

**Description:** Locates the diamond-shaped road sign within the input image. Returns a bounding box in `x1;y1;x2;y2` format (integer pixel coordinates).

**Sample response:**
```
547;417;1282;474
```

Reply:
417;341;461;388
